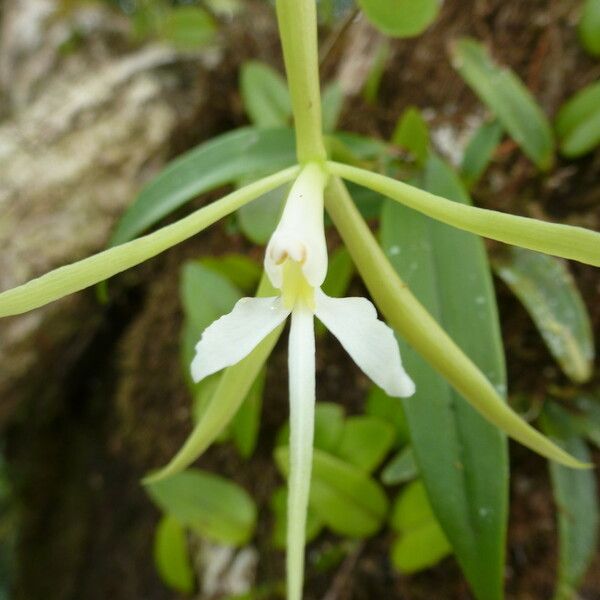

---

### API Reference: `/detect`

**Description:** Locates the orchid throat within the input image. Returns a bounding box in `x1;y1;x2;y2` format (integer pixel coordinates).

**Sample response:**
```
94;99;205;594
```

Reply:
264;162;329;311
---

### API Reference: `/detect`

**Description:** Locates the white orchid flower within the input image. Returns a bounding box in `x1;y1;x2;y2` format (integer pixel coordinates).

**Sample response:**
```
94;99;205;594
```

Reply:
190;162;415;600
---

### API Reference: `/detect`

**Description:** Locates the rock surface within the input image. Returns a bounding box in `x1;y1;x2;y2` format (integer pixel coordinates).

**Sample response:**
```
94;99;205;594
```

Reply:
0;0;220;422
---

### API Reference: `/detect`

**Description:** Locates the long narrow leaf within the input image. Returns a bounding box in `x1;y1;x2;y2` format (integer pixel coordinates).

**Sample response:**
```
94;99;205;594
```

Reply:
493;248;594;383
555;80;600;158
0;167;300;318
327;162;600;267
240;62;292;128
541;404;599;600
110;127;297;245
451;38;554;170
461;119;503;187
380;155;508;600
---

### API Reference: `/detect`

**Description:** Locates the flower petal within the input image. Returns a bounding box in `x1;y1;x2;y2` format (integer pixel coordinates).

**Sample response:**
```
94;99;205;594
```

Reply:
315;290;415;397
286;304;316;600
191;296;290;382
265;163;328;289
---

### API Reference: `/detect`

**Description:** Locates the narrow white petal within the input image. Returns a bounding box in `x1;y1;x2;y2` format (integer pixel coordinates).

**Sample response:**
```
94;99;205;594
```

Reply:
265;163;328;288
315;290;415;397
191;297;290;383
286;305;316;600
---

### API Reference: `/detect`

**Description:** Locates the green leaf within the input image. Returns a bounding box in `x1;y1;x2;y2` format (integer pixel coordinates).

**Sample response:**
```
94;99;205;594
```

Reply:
555;79;600;158
154;515;195;594
192;374;223;427
321;248;354;298
381;446;419;485
313;403;346;453
179;257;264;454
179;260;240;399
380;155;508;600
451;38;554;170
237;184;288;244
330;131;391;163
146;469;257;546
161;6;216;49
276;402;346;454
391;107;430;166
240;62;292;128
365;386;410;446
181;262;241;336
363;40;390;105
336;416;395;473
221;584;284;600
574;395;600;449
311;541;356;573
317;0;335;24
230;368;265;458
357;0;440;38
200;254;262;293
461;120;503;187
0;168;299;318
131;0;168;42
579;0;600;56
275;447;388;538
321;82;344;133
555;80;600;139
540;404;599;600
109;127;297;246
390;481;452;573
390;478;445;533
493;248;594;383
343;183;385;220
270;487;323;549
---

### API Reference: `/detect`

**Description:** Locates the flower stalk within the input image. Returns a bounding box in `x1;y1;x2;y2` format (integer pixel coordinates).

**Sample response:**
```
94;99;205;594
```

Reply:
276;0;327;163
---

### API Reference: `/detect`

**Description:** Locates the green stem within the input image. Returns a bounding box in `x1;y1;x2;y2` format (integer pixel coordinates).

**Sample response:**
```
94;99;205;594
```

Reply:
276;0;327;163
324;177;586;469
327;161;600;267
